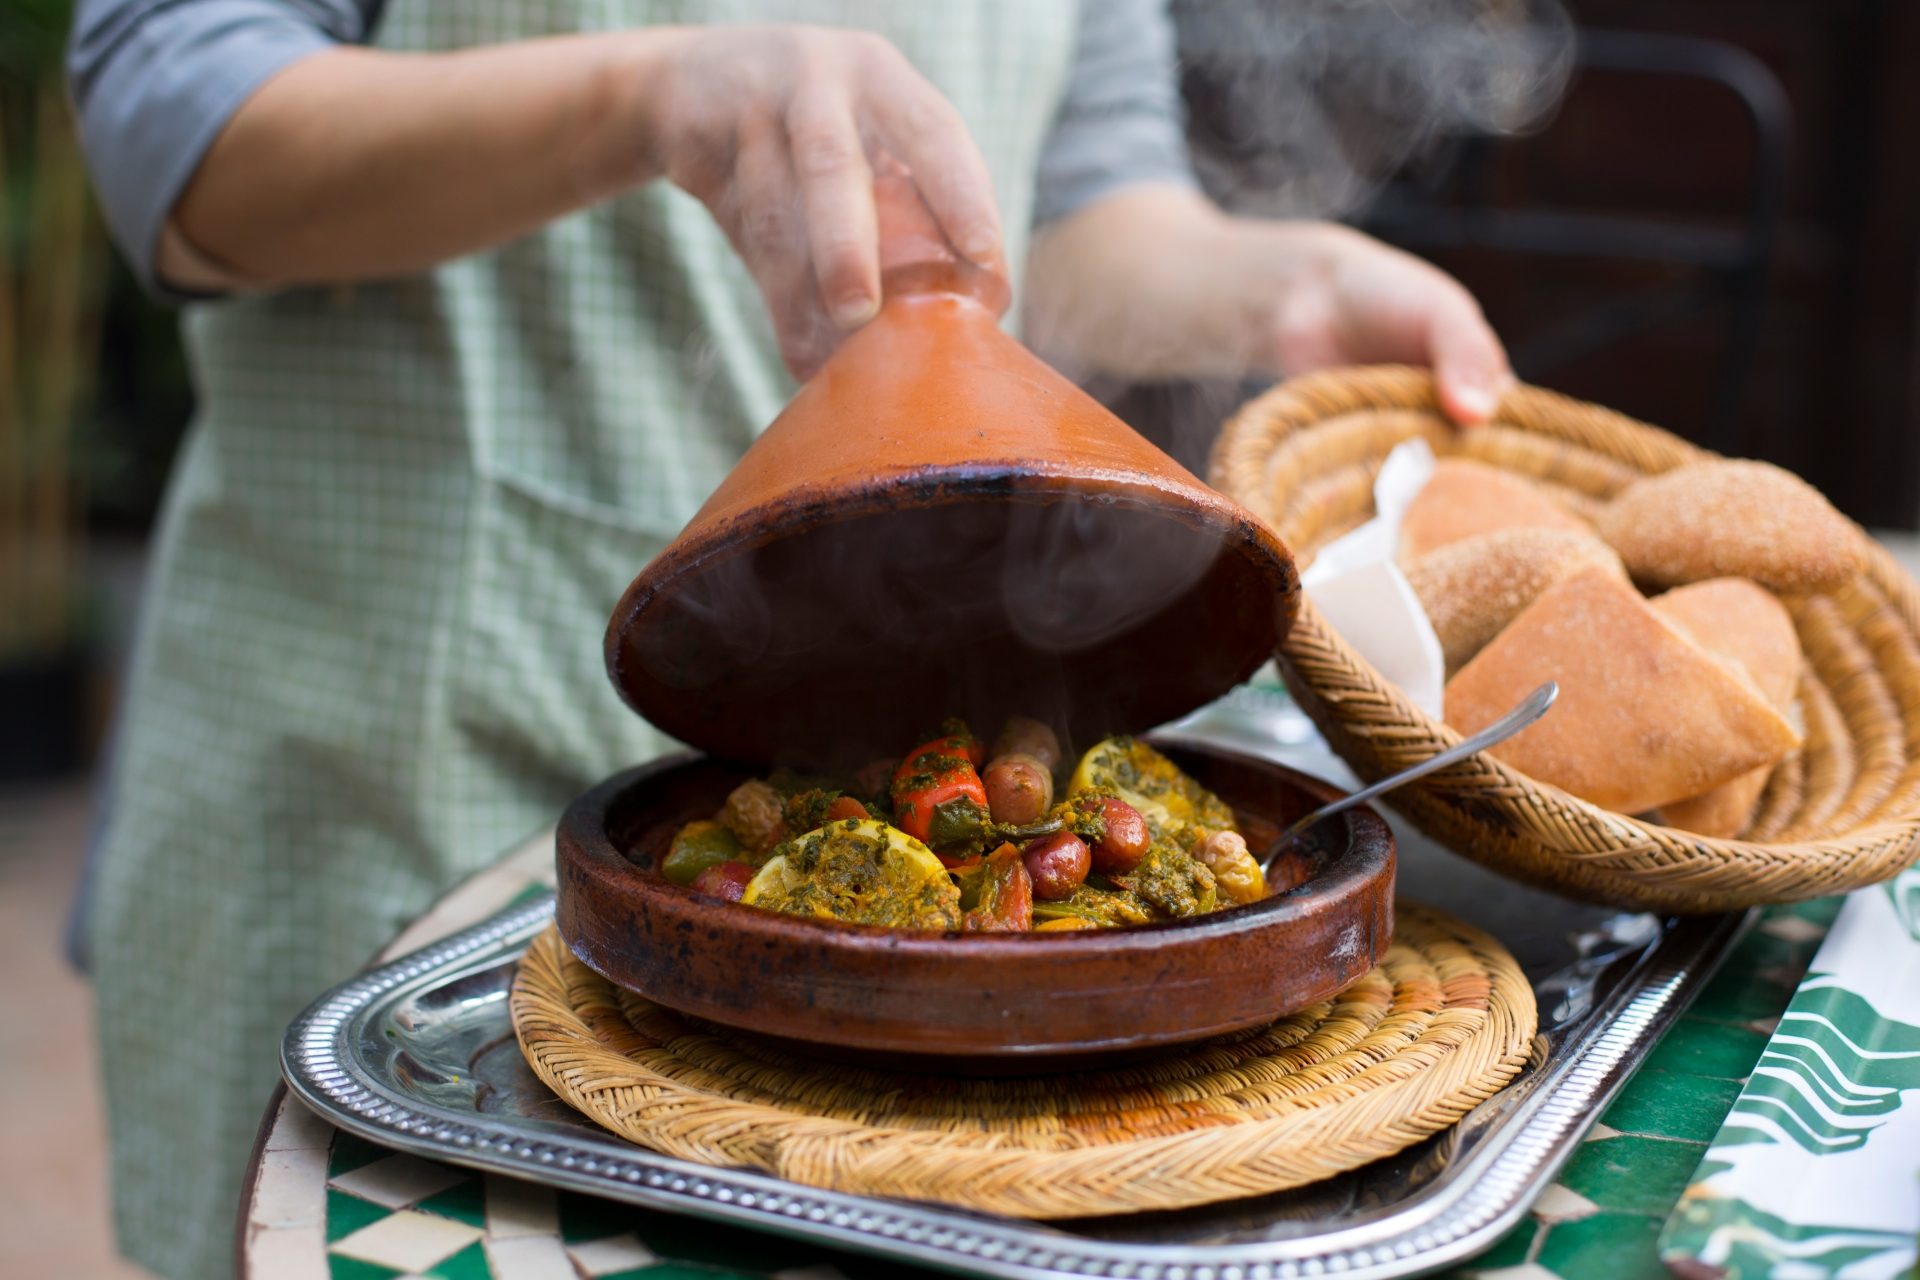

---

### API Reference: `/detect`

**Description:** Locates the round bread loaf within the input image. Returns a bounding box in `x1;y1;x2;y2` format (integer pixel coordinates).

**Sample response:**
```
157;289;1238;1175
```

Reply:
1596;460;1864;594
1398;458;1593;564
1407;528;1626;672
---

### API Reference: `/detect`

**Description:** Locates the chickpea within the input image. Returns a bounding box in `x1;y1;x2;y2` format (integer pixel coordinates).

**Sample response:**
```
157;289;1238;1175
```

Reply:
983;752;1053;825
1192;828;1266;905
1022;832;1091;901
719;779;786;854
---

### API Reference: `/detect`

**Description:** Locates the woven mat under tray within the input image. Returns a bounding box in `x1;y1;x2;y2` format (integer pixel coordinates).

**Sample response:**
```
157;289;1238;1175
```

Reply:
509;903;1538;1218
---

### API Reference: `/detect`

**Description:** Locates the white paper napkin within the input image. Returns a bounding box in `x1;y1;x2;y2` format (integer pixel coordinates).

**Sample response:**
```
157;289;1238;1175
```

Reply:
1299;440;1447;718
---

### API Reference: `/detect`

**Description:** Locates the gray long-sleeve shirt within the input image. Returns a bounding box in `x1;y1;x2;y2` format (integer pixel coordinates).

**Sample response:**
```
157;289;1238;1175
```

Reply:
68;0;1195;297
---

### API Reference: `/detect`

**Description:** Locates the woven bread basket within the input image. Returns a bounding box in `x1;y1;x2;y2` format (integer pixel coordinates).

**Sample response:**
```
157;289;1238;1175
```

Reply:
1209;365;1920;913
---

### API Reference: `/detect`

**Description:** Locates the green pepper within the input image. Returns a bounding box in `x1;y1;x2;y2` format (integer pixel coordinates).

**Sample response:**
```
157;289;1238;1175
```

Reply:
662;820;745;886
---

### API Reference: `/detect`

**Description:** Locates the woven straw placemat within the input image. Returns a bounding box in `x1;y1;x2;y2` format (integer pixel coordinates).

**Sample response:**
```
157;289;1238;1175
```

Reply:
510;903;1538;1217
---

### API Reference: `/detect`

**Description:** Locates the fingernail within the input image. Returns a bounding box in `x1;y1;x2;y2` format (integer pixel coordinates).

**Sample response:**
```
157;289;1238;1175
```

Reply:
960;227;998;260
831;293;878;328
1453;383;1498;422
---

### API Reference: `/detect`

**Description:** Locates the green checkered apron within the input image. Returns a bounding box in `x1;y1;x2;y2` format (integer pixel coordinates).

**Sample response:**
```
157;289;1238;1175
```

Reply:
90;4;1076;1276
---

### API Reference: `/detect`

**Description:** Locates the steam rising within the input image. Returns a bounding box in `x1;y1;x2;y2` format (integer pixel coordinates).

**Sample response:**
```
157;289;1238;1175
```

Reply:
627;494;1273;769
1000;495;1220;655
1172;0;1576;218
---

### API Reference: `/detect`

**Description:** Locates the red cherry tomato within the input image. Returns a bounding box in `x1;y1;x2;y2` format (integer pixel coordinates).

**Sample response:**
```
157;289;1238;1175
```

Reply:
824;795;869;823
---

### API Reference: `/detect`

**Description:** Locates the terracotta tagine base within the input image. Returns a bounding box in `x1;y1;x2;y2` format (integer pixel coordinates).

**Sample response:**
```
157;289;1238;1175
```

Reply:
555;738;1394;1068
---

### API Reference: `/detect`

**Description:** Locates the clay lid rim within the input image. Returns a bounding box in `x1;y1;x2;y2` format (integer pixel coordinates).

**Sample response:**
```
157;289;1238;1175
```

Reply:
558;745;1386;956
604;465;1302;722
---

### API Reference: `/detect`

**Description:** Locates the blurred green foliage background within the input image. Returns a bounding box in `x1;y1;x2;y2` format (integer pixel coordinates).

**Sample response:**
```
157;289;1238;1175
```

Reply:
3;0;193;545
3;0;190;772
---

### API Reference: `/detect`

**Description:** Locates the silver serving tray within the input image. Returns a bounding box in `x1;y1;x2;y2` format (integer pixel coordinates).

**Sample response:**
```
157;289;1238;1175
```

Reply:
284;724;1750;1280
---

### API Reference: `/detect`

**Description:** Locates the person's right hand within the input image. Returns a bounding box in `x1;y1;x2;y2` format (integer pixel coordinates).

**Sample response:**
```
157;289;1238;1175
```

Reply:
644;25;1002;378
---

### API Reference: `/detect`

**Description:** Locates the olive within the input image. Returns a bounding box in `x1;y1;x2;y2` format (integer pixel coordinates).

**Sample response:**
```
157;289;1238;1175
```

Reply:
1022;831;1091;901
983;752;1054;825
1090;798;1150;874
991;716;1061;772
691;860;754;902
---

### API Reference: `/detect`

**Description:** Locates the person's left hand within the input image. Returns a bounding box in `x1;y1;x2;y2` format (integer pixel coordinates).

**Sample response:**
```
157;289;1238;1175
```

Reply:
1262;222;1511;424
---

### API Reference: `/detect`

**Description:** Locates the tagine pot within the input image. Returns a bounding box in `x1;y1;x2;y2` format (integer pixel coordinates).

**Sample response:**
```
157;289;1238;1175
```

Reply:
604;171;1301;768
556;169;1386;1066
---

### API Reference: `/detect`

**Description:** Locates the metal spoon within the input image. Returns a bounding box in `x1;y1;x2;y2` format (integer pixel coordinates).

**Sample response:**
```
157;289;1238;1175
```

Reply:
1263;681;1558;874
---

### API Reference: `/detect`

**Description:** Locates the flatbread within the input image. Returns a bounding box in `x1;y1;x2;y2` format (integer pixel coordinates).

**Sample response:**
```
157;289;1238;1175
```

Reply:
1399;458;1593;564
1652;578;1804;837
1444;568;1802;813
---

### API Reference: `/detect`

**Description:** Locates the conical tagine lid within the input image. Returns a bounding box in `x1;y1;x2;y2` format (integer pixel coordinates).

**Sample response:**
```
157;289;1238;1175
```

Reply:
607;172;1299;767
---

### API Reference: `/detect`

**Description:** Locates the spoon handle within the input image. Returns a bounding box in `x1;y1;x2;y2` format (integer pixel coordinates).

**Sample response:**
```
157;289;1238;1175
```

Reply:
1266;681;1558;869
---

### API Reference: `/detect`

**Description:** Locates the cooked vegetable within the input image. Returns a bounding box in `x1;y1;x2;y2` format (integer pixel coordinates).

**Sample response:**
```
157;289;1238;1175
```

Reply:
720;779;788;854
891;729;991;852
991;716;1061;772
983;752;1053;825
1030;881;1153;927
662;819;746;886
940;717;987;767
1022;831;1090;901
1117;841;1218;918
1068;736;1237;843
743;819;961;929
782;787;871;834
824;794;870;822
668;718;1258;932
961;842;1033;932
690;860;754;902
1192;828;1266;905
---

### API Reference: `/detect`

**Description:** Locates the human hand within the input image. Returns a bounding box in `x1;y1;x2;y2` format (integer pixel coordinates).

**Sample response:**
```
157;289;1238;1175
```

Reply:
645;25;1002;377
1263;223;1511;424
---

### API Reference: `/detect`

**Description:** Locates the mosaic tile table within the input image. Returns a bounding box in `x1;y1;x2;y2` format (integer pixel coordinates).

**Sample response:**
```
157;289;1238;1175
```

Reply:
239;824;1854;1280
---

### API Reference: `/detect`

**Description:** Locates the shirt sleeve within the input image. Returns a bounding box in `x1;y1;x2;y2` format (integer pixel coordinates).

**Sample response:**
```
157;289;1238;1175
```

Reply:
67;0;381;297
1031;0;1197;228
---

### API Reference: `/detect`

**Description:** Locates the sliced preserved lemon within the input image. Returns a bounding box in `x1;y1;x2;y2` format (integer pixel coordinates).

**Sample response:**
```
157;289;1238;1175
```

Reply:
1067;736;1236;840
742;818;961;930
